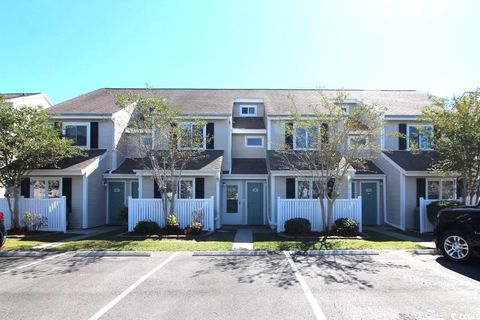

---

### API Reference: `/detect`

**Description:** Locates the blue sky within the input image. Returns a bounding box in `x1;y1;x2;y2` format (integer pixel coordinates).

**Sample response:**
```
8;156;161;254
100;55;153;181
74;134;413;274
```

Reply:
1;0;479;104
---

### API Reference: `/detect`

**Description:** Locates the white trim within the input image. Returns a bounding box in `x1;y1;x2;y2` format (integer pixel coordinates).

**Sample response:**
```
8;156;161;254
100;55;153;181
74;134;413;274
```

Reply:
269;170;355;176
63;122;91;148
28;169;83;176
228;116;232;173
138;175;143;198
222;180;243;225
103;173;137;179
353;174;385;179
399;174;406;230
177;178;195;199
270;174;276;226
133;169;219;176
178;115;230;120
111;118;117;170
51;115;112;120
82;174;88;228
384;115;421;121
406;124;433;150
382;176;387;225
222;174;269;180
232;128;267;134
239;104;258;117
234;98;264;103
215;174;221;228
244;136;265;148
359;181;381;225
8;93;54;107
246;181;266;225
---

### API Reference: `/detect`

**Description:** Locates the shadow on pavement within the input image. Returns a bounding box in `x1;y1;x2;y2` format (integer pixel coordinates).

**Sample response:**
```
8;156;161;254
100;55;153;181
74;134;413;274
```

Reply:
435;257;480;282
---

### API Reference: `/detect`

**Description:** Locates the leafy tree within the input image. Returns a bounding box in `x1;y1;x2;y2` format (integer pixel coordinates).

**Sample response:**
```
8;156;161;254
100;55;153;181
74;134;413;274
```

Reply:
423;89;480;205
117;91;208;223
276;92;385;232
0;98;83;229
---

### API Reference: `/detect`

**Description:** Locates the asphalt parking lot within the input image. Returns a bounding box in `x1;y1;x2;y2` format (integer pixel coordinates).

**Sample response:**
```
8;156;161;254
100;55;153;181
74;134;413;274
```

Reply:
0;251;479;320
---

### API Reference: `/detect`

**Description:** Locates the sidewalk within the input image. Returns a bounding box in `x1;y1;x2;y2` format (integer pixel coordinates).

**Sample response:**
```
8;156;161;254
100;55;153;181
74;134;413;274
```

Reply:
365;226;436;249
32;226;122;250
232;229;253;250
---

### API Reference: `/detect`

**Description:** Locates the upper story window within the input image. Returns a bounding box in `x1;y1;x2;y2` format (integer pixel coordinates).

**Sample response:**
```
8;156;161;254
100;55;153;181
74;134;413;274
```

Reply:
245;136;264;148
294;126;318;150
407;125;433;150
179;123;206;150
64;122;90;147
239;104;257;117
348;134;368;146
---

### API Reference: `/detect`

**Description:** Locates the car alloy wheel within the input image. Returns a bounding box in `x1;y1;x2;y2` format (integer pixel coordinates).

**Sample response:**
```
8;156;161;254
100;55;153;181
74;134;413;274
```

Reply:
443;235;469;260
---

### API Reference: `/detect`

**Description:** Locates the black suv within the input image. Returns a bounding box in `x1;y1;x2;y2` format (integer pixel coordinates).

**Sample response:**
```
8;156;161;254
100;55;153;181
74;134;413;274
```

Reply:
434;206;480;262
0;211;6;249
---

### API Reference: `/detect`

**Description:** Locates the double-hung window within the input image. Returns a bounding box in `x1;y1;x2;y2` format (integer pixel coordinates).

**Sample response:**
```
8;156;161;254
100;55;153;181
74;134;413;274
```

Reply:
294;125;318;150
179;124;206;150
348;134;368;146
407;125;433;150
426;179;456;200
239;104;257;116
178;179;194;199
64;122;90;147
295;179;321;199
31;178;61;199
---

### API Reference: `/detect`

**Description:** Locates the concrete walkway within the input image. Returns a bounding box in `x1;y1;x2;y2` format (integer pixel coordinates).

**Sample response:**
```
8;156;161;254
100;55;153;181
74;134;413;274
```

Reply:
365;226;436;249
33;226;122;250
232;228;253;250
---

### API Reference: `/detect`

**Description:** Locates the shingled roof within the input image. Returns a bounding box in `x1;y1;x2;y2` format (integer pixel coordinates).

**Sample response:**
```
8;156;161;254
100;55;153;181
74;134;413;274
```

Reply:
48;88;430;116
382;150;442;171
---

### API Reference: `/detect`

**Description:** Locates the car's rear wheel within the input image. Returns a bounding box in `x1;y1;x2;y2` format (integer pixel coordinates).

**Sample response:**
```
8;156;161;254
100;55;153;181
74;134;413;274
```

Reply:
439;230;473;263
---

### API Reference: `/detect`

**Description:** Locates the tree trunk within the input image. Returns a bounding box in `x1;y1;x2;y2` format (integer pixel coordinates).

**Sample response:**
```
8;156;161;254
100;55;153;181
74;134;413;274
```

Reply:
161;190;168;225
326;199;334;232
8;187;21;229
318;196;327;231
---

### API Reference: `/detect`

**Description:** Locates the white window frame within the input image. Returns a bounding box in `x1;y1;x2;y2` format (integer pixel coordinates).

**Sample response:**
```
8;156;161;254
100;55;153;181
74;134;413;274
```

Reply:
63;122;91;148
293;124;319;150
239;104;257;117
30;177;62;199
407;124;433;150
426;178;457;200
348;134;369;146
244;136;264;148
178;123;206;150
177;178;196;199
295;179;312;199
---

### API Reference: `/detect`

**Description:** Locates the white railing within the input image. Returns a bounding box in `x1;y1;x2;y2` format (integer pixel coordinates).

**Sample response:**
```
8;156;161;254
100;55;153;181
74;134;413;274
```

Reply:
128;197;215;232
277;196;362;232
419;197;462;234
0;197;67;233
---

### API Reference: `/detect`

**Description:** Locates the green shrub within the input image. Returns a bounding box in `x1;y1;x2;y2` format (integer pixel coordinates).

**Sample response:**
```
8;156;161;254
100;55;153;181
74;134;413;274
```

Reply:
334;218;359;236
284;218;311;235
186;222;203;235
426;200;461;224
22;212;48;231
166;214;179;230
119;205;128;224
133;220;161;235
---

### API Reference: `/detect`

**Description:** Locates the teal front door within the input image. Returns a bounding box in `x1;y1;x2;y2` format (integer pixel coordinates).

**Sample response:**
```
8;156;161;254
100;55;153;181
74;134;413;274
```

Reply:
247;182;264;225
108;181;125;225
361;182;378;225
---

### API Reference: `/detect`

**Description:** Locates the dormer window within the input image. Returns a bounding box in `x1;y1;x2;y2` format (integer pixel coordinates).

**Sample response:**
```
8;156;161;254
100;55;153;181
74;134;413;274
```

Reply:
64;122;90;147
240;104;257;117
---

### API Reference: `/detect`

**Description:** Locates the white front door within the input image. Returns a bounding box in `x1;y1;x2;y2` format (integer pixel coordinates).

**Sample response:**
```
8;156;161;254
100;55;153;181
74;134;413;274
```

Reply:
222;182;242;225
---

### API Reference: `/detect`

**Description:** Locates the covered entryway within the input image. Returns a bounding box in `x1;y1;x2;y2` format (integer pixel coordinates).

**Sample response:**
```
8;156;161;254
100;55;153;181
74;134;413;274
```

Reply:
361;181;378;225
247;181;264;225
108;181;125;225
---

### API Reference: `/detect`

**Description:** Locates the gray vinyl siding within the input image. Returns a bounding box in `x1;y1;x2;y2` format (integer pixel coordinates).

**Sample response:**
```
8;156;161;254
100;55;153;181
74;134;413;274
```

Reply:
69;176;84;229
142;177;155;198
375;156;402;227
204;176;216;198
233;103;265;117
405;176;418;230
231;134;266;158
87;156;108;227
383;120;402;150
113;108;133;170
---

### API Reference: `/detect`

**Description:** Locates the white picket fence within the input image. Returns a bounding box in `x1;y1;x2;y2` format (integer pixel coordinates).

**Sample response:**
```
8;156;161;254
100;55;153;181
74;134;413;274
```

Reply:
419;197;464;234
0;197;67;233
128;197;215;231
277;196;362;232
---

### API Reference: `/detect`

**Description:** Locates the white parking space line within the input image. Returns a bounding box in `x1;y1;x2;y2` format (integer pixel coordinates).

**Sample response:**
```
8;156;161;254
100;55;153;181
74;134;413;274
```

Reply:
0;252;70;276
88;252;179;320
284;251;327;320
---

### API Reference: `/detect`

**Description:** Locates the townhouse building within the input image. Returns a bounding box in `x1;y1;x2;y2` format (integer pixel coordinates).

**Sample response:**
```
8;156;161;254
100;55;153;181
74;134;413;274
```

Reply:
17;88;458;232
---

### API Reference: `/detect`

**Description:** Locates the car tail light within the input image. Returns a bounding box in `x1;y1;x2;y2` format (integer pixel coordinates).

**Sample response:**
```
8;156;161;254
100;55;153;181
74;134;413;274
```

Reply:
0;211;3;222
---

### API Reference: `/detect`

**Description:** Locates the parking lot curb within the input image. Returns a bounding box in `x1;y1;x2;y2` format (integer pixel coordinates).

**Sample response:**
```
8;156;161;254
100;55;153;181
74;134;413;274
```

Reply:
73;251;151;257
0;251;58;257
297;250;380;256
193;251;269;256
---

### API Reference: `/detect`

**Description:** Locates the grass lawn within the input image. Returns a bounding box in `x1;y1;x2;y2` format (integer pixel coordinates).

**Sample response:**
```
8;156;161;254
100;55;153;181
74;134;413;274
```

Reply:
51;230;235;251
2;233;81;251
253;230;426;251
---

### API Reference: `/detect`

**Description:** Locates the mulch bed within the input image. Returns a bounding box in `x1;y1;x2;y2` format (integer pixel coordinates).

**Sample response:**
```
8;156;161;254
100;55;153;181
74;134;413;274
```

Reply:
120;229;213;239
7;228;59;238
278;232;366;240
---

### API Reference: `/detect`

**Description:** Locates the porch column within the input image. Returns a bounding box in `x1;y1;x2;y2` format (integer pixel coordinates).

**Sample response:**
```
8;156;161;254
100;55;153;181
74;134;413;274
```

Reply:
138;175;143;198
270;174;276;227
215;173;221;229
82;174;88;229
